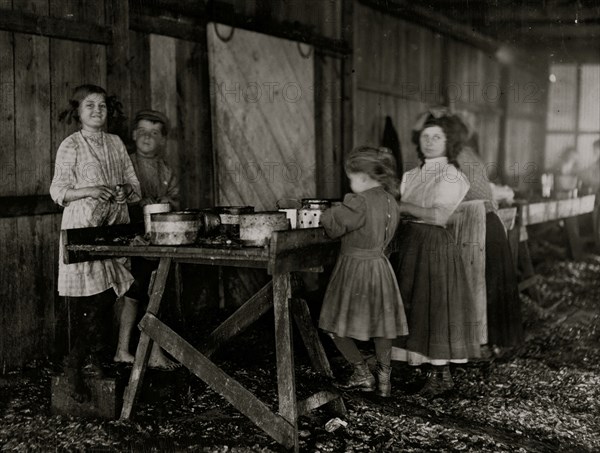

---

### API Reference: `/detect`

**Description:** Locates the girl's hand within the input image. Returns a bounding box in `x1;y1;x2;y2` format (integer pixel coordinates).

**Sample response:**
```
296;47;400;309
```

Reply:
114;184;132;204
87;186;115;202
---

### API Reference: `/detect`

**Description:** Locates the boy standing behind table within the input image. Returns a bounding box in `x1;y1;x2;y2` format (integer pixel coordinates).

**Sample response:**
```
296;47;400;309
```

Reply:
129;110;180;214
113;110;181;369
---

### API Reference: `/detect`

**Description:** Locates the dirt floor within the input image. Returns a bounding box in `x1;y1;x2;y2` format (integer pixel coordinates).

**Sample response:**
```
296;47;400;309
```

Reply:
1;236;599;452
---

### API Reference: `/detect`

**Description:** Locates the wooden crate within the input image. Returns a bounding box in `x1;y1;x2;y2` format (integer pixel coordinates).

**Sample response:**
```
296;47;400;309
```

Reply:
51;374;121;419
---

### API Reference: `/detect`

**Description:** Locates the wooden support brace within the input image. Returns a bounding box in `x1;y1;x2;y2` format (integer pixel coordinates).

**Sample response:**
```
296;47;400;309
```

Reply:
518;275;541;292
202;281;274;358
140;313;296;450
291;298;346;415
298;391;342;417
291;299;333;376
120;257;171;419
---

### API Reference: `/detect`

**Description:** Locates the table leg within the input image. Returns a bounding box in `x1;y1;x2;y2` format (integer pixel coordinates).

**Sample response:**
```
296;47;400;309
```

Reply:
507;226;520;275
564;216;584;260
273;273;298;452
120;257;172;420
517;240;541;301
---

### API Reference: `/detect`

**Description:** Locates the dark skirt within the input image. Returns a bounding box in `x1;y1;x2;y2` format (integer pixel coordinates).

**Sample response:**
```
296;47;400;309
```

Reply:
391;222;480;361
485;212;524;347
319;248;408;341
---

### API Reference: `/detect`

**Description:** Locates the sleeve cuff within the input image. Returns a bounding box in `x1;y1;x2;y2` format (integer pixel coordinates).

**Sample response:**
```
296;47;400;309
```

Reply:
53;185;73;207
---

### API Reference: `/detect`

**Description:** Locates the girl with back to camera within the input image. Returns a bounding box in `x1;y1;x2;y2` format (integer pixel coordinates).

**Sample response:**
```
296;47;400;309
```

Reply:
319;147;408;397
50;84;141;401
391;116;480;397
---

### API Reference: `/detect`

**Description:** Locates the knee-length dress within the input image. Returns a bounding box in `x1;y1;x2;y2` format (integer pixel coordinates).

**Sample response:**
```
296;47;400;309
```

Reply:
457;147;523;347
318;186;408;341
50;130;141;298
391;157;481;364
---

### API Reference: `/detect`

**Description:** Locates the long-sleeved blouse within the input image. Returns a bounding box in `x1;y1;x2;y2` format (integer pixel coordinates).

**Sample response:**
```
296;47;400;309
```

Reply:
401;156;470;225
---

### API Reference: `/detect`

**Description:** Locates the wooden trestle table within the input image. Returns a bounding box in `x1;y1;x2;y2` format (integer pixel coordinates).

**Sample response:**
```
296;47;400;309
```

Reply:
64;225;346;451
499;194;596;297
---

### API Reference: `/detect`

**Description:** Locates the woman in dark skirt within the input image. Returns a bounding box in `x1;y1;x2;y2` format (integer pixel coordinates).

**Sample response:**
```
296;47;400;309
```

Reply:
446;115;523;349
410;109;524;349
391;116;480;396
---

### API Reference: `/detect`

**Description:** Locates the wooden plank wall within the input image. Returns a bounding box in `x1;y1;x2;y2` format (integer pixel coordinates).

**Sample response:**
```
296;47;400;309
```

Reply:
0;0;108;370
352;1;547;187
130;28;214;210
502;65;548;193
1;0;346;368
446;40;502;174
353;2;442;171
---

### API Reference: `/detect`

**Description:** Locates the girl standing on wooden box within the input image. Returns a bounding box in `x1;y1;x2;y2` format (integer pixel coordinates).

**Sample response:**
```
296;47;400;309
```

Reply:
390;116;480;397
319;146;408;397
50;84;141;401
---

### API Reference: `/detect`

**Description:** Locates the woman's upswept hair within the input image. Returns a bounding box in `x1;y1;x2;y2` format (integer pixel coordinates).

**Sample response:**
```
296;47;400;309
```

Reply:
415;115;465;168
58;84;123;126
345;146;401;199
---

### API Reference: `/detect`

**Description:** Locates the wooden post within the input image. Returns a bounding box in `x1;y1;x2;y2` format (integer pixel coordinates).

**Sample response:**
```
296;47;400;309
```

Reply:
106;0;131;138
564;216;584;261
341;0;354;195
176;24;215;209
497;64;510;185
272;273;298;452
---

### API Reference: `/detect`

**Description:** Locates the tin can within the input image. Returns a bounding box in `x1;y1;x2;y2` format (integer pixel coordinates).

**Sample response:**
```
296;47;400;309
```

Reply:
297;199;331;229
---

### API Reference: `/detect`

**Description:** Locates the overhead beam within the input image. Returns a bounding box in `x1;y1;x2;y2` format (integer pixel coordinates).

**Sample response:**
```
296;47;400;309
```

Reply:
468;6;600;24
128;0;350;56
0;8;112;44
498;23;600;39
446;6;600;23
359;0;500;53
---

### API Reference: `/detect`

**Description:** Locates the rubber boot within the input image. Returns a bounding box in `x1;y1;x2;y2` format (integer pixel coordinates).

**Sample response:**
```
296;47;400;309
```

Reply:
375;362;392;397
337;361;376;392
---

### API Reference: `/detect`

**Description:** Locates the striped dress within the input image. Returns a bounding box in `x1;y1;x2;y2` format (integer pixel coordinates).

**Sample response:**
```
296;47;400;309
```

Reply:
50;130;141;297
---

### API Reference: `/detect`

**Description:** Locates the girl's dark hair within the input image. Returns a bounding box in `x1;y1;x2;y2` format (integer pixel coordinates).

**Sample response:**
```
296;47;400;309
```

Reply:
58;84;124;126
415;116;465;168
345;146;401;199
